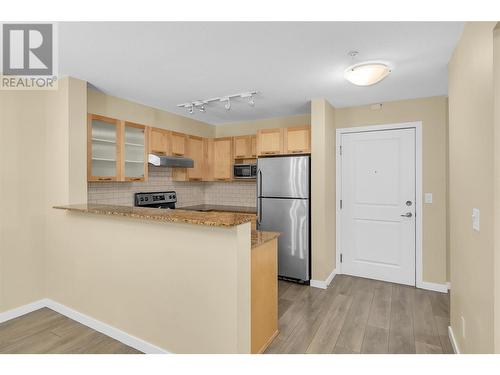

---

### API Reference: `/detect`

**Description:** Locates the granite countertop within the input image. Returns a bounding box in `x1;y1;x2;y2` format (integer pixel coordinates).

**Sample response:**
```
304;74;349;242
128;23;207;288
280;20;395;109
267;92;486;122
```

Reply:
251;230;280;248
179;204;257;214
54;204;254;227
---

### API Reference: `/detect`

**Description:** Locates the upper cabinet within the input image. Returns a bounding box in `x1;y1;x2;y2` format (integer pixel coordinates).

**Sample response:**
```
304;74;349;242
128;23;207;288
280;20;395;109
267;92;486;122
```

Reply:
88;116;310;183
250;135;257;158
284;126;311;154
186;135;204;180
170;131;188;156
257;126;310;157
88;114;121;182
257;128;284;156
123;122;148;181
213;137;233;180
149;128;169;155
234;135;253;159
88;114;147;182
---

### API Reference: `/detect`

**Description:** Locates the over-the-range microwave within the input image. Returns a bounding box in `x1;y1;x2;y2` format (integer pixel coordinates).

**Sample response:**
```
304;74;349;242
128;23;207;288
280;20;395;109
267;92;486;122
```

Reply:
233;163;257;179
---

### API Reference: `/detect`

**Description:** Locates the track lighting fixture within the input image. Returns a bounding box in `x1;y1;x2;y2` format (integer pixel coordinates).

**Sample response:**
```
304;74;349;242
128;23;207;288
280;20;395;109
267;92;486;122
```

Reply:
177;91;259;115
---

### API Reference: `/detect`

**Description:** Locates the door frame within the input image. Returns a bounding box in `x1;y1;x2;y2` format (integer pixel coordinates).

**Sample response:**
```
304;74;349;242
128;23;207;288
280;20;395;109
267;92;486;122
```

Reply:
335;121;423;288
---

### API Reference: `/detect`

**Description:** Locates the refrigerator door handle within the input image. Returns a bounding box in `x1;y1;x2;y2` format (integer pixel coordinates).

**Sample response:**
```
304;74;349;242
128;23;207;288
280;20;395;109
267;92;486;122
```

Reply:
257;198;262;227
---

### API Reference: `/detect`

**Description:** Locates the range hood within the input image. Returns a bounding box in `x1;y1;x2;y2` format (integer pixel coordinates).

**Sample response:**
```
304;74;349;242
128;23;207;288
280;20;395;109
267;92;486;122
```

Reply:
148;154;194;168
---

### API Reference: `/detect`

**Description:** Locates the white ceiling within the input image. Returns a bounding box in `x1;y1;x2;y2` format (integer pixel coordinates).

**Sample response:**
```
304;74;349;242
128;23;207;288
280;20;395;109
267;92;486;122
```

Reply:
59;22;464;125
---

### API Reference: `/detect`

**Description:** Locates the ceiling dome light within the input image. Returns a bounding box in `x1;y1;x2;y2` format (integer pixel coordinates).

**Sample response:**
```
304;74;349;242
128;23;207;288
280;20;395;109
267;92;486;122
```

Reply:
344;62;391;86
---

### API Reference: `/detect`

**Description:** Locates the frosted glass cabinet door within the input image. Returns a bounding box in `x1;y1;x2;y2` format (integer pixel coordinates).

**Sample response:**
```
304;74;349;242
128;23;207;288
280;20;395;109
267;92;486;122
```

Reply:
123;122;147;181
88;115;119;181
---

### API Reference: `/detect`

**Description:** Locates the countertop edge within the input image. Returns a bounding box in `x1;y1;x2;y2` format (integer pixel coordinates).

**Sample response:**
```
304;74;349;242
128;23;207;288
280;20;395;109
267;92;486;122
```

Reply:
53;205;254;228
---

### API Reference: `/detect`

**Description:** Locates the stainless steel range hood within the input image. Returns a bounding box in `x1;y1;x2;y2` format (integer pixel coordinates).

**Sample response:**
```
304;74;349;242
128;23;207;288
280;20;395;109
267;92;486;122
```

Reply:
148;154;194;168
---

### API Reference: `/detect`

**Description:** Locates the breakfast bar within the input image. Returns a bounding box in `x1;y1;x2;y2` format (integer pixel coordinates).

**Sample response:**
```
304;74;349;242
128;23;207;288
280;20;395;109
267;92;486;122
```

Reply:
53;204;278;354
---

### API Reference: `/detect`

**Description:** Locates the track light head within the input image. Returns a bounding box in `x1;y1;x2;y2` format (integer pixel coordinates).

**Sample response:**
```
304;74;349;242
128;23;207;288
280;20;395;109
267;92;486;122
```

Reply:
248;95;255;106
198;105;205;112
188;105;194;114
222;98;231;111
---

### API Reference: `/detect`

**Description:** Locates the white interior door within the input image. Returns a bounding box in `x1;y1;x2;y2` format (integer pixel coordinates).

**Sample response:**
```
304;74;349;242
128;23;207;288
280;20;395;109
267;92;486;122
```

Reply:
340;128;416;286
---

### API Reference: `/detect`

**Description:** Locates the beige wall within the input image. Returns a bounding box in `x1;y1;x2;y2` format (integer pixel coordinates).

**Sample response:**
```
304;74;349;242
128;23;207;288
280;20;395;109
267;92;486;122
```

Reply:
0;91;47;312
311;99;336;281
448;22;496;353
336;96;449;284
215;114;310;137
88;89;216;138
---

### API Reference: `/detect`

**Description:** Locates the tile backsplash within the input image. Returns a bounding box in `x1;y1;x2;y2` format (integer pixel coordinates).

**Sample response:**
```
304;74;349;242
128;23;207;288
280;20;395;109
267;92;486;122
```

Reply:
88;167;256;208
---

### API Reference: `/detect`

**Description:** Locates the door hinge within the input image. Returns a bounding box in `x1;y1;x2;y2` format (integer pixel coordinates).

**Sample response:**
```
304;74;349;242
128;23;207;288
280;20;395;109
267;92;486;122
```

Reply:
340;253;343;263
339;145;342;155
340;199;343;209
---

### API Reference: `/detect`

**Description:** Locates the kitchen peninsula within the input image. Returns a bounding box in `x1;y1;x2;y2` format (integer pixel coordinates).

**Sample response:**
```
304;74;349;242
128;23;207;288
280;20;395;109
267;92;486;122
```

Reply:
53;203;278;354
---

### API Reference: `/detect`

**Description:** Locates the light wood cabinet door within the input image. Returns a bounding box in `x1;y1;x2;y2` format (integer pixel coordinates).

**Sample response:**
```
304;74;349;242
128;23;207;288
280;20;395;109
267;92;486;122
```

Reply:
234;135;251;159
123;122;148;182
284;126;311;154
87;114;121;182
187;135;204;180
149;128;169;155
251;238;278;353
170;131;187;156
202;138;215;181
257;128;284;156
250;135;257;158
213;137;233;180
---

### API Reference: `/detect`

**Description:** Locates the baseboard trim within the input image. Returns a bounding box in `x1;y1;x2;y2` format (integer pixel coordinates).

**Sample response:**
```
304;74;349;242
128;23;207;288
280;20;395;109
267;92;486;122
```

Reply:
310;269;337;289
448;326;460;354
0;299;48;324
1;299;169;354
418;281;448;293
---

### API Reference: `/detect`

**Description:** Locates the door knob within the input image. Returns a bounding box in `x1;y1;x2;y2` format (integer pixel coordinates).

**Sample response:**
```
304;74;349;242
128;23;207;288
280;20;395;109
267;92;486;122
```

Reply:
400;212;413;218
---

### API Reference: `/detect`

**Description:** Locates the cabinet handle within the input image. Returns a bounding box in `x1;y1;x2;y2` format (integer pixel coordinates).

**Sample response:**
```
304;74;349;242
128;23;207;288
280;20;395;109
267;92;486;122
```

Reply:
98;177;112;181
291;150;305;153
262;151;277;155
235;154;245;158
129;177;142;181
172;152;184;156
190;178;202;181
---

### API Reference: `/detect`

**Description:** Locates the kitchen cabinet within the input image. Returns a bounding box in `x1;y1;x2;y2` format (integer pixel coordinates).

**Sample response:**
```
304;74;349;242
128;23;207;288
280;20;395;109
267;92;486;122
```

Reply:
202;138;215;181
256;128;284;156
173;135;205;181
213;137;233;180
251;237;278;353
187;135;204;180
123;122;148;182
88;114;147;182
284;125;311;154
149;128;169;155
170;131;188;156
88;114;122;182
251;135;257;158
233;135;252;159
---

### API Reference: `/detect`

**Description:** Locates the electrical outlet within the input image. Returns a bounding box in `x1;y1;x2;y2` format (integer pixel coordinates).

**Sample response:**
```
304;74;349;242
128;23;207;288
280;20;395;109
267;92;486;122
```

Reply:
461;315;466;339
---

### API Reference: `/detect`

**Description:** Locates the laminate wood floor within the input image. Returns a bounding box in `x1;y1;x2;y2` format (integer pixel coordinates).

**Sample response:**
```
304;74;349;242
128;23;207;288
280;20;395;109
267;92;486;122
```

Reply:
0;308;142;354
265;275;453;354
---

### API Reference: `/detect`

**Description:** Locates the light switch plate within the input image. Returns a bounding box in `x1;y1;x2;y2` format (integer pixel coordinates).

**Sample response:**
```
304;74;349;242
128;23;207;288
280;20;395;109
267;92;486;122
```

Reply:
472;208;480;231
425;193;433;204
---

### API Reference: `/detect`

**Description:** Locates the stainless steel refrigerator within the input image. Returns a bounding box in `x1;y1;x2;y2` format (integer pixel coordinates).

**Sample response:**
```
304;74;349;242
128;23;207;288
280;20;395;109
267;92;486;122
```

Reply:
257;155;310;282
